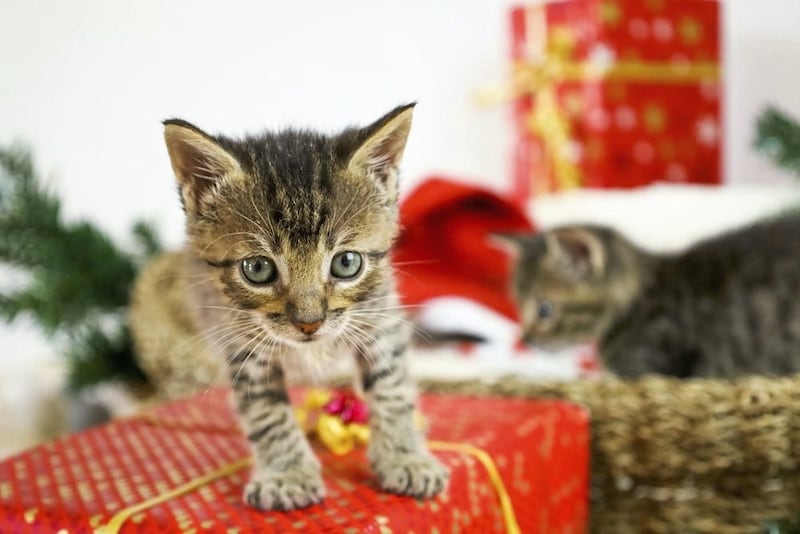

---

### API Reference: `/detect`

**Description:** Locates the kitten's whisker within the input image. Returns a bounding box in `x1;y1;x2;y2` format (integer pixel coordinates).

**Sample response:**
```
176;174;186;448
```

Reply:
337;192;384;230
328;188;360;233
347;316;420;348
229;207;274;244
198;231;264;256
258;330;280;385
356;305;423;312
346;317;389;337
181;277;220;294
243;327;273;401
249;189;277;236
391;259;440;266
198;305;258;315
349;312;431;342
198;326;261;397
170;318;255;395
389;266;428;289
172;318;253;365
219;237;269;260
220;328;263;392
345;323;386;369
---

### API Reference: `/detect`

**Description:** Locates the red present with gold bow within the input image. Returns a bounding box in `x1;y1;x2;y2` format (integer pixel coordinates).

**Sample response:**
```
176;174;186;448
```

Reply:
507;0;722;201
0;389;589;533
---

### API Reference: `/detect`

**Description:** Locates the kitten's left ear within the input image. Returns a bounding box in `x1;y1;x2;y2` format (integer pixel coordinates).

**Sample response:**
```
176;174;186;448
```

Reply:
488;232;542;260
163;119;243;216
347;103;415;187
548;228;607;279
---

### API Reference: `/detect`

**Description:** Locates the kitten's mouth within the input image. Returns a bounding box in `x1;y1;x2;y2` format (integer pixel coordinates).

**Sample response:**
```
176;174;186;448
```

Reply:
296;331;329;344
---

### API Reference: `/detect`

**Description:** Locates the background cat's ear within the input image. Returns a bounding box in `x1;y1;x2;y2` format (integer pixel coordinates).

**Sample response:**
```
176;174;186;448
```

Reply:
163;119;242;215
548;228;606;279
347;103;415;187
488;232;542;260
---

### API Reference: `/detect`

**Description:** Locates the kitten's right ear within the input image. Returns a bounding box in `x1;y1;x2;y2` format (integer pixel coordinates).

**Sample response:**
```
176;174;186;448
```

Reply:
548;228;606;279
163;119;242;216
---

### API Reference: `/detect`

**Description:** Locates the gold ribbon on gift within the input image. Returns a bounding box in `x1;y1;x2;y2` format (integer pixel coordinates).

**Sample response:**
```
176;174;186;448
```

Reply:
94;441;520;534
478;6;721;192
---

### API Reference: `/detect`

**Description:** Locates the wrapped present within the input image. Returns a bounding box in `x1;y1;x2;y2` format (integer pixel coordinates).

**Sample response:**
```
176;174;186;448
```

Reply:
508;0;722;201
0;389;589;533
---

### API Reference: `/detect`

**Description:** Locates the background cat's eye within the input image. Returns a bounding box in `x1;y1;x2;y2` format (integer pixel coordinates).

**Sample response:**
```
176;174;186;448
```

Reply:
537;300;554;320
241;256;277;284
330;251;363;279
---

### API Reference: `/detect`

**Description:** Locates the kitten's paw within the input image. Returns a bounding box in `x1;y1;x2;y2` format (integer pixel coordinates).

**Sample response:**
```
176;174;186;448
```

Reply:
372;451;449;499
243;464;325;511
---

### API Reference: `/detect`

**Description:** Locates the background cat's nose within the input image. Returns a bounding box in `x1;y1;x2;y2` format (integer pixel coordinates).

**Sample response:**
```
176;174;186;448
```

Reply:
292;320;322;335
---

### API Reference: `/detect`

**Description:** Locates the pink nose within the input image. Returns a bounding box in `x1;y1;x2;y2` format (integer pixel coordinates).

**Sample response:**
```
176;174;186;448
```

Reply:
292;320;322;335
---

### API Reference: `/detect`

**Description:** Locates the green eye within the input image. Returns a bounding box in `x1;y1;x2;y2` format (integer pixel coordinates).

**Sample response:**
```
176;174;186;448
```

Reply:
330;251;363;279
241;256;277;284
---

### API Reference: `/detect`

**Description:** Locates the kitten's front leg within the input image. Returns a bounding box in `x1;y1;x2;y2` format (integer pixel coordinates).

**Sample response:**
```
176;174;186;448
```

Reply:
358;321;449;498
228;350;324;510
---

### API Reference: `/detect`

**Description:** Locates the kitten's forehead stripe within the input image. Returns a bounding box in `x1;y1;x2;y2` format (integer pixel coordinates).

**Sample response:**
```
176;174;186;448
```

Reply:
220;130;346;248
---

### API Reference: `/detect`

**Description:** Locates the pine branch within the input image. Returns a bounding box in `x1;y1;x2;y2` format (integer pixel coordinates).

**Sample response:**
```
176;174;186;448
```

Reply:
754;106;800;177
66;323;149;391
131;219;163;260
0;143;162;390
0;147;138;332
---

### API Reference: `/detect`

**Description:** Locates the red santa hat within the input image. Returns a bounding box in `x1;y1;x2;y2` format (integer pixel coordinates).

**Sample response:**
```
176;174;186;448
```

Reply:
393;177;535;320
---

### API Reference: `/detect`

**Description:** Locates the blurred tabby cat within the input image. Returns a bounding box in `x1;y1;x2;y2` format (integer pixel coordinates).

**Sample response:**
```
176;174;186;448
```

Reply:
129;104;448;510
500;217;800;378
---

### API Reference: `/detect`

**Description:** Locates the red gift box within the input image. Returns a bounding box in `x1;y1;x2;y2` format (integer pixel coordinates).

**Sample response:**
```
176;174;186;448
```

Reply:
0;389;589;533
509;0;722;202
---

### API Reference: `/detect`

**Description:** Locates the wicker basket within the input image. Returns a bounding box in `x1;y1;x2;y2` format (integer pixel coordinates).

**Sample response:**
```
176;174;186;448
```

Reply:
419;374;800;533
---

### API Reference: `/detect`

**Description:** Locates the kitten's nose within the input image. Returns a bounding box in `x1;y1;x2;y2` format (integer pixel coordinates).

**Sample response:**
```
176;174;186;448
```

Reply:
292;320;323;335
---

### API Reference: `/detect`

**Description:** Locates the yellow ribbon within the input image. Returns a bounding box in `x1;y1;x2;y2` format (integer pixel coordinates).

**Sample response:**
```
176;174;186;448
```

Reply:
93;457;252;534
479;7;721;192
428;441;521;534
295;389;371;456
94;441;520;534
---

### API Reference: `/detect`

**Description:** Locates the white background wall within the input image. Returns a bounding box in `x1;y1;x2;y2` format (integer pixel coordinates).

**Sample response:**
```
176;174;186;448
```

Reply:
1;0;799;373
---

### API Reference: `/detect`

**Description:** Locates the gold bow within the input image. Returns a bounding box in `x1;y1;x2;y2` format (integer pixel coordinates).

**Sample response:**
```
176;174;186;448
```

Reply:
295;389;370;456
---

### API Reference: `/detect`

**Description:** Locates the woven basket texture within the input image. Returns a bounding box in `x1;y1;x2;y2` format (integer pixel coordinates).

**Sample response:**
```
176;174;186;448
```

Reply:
419;375;800;533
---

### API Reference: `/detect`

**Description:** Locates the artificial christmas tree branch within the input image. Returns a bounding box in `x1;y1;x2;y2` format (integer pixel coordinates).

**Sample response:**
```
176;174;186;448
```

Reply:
754;106;800;177
0;144;159;390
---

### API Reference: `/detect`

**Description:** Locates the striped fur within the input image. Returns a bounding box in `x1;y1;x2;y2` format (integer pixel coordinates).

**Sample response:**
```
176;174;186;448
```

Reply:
503;218;800;378
146;104;448;511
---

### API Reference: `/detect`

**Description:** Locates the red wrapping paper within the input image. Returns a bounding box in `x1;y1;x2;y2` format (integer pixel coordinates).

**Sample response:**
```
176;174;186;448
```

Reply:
0;389;589;533
510;0;722;202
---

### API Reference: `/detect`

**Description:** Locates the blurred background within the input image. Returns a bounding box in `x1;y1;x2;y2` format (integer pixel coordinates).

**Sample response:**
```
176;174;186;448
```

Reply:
1;0;800;457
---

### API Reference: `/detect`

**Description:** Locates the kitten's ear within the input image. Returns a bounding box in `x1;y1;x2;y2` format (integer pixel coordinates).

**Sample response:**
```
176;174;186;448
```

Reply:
488;232;542;260
548;228;606;279
163;119;242;215
347;103;415;187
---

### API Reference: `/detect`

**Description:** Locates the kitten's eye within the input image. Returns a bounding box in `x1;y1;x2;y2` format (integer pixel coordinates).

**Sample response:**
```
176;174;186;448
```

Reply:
537;300;554;320
330;251;363;279
241;256;277;284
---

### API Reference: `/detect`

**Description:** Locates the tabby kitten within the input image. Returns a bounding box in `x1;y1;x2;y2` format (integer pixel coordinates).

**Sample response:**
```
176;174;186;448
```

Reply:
500;217;800;378
129;104;448;510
